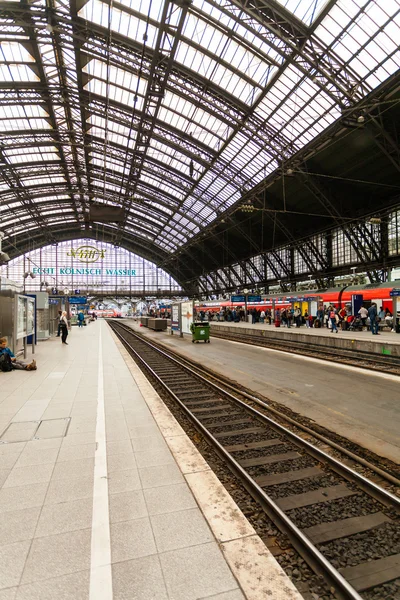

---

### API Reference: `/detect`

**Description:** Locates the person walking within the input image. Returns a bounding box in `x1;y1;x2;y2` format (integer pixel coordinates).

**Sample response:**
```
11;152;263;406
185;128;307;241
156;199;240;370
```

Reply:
77;311;85;328
59;311;70;344
368;303;379;335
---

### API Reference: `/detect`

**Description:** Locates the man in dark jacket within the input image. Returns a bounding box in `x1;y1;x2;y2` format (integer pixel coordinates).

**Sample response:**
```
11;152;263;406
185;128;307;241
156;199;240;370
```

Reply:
368;303;379;335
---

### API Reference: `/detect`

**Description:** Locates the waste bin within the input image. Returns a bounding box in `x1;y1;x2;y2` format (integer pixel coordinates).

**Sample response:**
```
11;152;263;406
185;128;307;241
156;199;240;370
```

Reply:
190;322;210;343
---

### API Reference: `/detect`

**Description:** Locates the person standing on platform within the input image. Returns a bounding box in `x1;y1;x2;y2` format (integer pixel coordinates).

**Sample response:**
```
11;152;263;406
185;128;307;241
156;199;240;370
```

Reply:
260;309;265;324
378;306;385;323
294;306;301;327
358;305;369;330
59;311;70;344
56;310;62;337
368;303;379;335
329;306;338;333
77;311;85;328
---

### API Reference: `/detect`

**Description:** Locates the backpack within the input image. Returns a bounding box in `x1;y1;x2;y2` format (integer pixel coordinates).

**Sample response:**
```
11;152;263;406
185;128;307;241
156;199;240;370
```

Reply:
0;352;13;372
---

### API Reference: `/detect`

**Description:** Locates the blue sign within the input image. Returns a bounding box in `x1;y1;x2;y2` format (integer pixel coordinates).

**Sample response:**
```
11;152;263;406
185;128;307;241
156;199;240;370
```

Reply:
231;295;245;302
248;295;261;302
69;296;87;304
49;298;59;305
390;290;400;296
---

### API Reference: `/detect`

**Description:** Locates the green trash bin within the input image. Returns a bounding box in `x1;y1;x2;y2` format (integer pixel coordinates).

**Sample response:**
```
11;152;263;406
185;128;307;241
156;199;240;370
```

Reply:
190;322;210;343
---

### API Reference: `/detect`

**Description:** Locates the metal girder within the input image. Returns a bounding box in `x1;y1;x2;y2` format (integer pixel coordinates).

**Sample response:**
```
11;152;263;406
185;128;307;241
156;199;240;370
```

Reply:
296;168;385;282
369;113;400;175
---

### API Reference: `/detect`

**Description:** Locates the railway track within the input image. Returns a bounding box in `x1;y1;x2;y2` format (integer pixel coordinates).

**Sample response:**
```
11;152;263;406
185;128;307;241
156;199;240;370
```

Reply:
209;327;400;376
108;321;400;600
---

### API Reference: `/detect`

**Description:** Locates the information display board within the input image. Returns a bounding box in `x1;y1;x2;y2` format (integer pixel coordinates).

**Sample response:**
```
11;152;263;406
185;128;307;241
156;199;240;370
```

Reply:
69;296;88;304
231;295;245;303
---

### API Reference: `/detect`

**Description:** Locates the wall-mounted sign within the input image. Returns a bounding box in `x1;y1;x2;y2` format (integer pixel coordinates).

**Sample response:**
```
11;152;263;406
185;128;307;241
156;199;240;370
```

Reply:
32;267;136;277
67;246;106;263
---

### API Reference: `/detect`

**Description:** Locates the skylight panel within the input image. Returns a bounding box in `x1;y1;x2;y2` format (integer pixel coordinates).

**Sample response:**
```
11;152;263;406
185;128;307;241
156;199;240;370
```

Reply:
0;41;34;62
6;151;60;164
175;41;257;102
0;64;39;82
85;77;143;110
118;0;164;22
183;12;273;88
0;118;51;132
21;176;65;187
274;0;329;25
80;0;158;48
315;0;400;88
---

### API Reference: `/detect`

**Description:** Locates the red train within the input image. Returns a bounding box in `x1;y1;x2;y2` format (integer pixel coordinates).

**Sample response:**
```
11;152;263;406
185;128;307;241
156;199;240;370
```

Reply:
196;283;399;316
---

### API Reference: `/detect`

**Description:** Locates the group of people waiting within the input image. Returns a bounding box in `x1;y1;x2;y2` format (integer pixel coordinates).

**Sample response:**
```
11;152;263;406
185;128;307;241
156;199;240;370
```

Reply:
197;303;394;335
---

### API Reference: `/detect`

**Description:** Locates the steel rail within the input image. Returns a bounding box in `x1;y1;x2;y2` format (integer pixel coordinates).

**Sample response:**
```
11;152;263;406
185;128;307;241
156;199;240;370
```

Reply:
111;322;399;508
109;321;400;600
118;324;400;487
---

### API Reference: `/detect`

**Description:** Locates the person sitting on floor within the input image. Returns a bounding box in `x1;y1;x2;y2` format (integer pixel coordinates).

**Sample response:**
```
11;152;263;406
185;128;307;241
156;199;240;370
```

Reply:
0;337;37;371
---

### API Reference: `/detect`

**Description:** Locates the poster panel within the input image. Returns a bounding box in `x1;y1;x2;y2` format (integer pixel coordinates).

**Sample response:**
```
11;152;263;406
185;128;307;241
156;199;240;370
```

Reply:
171;303;180;331
26;298;35;336
17;296;27;338
181;300;194;335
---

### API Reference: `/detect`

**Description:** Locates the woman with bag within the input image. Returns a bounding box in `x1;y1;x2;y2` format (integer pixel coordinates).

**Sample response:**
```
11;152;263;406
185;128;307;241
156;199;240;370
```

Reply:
59;311;70;345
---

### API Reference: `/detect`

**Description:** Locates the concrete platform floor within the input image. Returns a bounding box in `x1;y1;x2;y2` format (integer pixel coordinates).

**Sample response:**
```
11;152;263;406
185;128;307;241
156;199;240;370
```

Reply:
209;319;400;346
128;321;400;464
0;321;303;600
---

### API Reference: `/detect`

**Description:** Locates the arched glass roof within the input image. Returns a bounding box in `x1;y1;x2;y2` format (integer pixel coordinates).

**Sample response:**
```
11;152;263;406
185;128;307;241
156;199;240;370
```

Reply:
0;0;399;263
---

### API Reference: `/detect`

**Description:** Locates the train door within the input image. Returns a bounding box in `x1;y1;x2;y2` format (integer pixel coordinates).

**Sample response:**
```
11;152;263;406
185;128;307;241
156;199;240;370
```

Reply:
351;294;364;316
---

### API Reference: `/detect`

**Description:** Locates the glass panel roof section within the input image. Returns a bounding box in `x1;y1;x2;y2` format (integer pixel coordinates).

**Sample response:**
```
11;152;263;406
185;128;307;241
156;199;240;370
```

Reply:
275;1;329;25
0;0;399;259
315;0;400;87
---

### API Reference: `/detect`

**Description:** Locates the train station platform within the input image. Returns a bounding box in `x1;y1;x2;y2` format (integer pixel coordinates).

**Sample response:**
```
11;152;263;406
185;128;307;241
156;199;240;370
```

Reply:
209;320;400;357
0;321;303;600
126;320;400;464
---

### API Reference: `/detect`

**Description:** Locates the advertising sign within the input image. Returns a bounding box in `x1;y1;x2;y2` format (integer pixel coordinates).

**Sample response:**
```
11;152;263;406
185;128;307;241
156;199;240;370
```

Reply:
181;300;194;335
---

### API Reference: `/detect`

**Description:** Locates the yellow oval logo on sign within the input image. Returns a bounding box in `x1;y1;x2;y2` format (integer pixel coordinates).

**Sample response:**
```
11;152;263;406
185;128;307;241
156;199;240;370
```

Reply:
66;245;106;263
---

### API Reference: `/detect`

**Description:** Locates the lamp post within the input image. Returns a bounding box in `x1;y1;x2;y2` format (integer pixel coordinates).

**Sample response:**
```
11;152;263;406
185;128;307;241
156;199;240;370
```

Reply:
243;288;249;322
